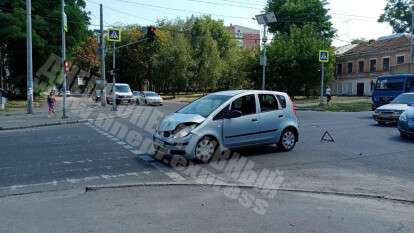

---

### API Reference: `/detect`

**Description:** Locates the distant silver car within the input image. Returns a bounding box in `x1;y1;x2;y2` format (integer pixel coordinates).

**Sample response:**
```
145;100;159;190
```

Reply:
153;90;299;163
138;91;163;106
398;106;414;138
373;93;414;125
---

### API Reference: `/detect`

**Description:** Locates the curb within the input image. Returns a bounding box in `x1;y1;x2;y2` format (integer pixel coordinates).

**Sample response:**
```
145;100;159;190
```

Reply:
85;182;414;205
0;114;129;131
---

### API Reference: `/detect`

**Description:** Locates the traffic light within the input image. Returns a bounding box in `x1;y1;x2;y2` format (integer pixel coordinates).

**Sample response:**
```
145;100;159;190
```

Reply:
64;60;70;73
147;26;156;42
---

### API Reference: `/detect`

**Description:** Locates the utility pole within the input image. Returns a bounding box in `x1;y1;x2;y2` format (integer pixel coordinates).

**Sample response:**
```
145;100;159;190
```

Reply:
61;0;67;118
99;4;107;107
410;7;414;72
112;42;117;111
26;0;34;114
261;25;267;90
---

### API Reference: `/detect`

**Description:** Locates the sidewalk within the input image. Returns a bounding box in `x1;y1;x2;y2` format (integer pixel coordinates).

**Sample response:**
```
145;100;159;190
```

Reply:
0;97;131;130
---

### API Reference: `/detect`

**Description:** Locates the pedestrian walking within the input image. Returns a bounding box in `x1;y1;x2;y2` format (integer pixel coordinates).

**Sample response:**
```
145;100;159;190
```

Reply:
325;86;332;104
47;90;56;116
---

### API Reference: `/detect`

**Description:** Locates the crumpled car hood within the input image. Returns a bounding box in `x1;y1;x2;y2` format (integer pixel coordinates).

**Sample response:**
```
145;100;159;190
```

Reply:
377;104;411;111
158;113;205;131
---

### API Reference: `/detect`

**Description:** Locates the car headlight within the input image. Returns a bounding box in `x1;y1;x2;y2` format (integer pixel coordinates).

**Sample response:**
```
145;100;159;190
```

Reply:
374;109;379;114
173;124;198;138
394;110;404;115
400;112;408;122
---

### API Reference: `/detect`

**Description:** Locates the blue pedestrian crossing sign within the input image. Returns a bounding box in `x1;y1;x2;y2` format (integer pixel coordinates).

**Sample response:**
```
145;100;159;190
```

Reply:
319;50;329;63
108;28;121;42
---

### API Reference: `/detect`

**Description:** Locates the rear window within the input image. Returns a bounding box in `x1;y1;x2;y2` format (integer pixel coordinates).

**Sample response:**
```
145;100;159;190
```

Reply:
259;94;278;112
276;95;287;109
375;78;404;91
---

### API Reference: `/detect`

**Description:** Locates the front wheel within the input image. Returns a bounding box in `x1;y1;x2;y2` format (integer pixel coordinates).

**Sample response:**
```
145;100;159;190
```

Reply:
400;132;409;139
195;136;218;163
277;129;297;152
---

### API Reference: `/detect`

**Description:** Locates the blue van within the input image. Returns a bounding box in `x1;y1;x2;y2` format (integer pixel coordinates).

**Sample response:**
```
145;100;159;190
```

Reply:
372;74;414;110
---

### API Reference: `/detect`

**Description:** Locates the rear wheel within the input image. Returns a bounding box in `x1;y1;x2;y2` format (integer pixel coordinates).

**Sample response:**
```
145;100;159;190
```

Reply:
195;136;218;163
400;132;409;139
277;128;297;152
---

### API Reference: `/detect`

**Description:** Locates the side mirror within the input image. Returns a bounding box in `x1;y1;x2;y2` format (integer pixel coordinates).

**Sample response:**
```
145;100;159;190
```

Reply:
227;110;242;119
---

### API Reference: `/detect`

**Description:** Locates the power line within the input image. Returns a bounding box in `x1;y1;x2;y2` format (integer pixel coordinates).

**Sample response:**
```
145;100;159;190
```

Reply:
182;0;263;10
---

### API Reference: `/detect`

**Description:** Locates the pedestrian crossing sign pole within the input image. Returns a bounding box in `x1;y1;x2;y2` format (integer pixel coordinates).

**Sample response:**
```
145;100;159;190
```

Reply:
107;28;121;111
319;50;329;105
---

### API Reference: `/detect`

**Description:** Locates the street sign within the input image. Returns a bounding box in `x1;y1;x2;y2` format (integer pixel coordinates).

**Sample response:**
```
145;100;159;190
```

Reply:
108;28;121;42
319;50;329;63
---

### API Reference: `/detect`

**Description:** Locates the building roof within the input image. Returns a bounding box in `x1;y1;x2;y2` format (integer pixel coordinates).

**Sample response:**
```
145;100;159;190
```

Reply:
335;44;357;55
340;34;410;57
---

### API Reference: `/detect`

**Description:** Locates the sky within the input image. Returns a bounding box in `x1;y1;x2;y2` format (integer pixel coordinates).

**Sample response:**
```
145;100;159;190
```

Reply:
85;0;393;47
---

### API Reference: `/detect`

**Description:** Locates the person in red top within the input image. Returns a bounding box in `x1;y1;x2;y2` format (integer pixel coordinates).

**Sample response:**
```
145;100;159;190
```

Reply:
47;90;56;116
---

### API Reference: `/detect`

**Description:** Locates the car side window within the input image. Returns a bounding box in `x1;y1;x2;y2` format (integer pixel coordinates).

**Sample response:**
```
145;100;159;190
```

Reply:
230;95;256;116
213;105;230;121
276;95;287;109
259;94;279;112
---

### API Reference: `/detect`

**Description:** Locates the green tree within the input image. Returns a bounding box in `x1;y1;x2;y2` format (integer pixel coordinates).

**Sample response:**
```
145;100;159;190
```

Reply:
0;0;90;96
378;0;413;33
152;30;193;95
266;0;335;38
267;24;335;97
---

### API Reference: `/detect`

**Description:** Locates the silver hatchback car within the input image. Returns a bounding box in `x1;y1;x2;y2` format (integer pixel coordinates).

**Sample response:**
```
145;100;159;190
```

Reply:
153;90;299;162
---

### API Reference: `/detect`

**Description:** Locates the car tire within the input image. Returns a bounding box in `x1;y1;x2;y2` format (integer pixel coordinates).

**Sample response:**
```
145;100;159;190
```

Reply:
400;132;409;139
194;136;218;163
277;128;297;152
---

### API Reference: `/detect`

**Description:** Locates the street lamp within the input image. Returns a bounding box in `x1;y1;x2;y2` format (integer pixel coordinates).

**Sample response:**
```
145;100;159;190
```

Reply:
255;12;277;90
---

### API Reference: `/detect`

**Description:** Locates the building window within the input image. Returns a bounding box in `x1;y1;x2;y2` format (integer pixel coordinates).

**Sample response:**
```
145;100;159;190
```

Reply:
397;55;405;65
347;62;353;74
358;61;364;73
337;83;343;94
336;64;342;75
370;59;377;72
383;57;390;72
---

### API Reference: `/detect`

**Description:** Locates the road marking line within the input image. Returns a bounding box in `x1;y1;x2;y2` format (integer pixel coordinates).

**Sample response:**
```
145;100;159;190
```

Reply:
165;172;187;182
116;141;126;145
130;150;142;155
139;155;155;162
123;145;133;150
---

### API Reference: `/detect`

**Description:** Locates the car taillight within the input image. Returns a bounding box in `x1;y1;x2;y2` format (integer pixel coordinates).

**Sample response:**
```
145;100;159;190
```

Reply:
289;96;297;115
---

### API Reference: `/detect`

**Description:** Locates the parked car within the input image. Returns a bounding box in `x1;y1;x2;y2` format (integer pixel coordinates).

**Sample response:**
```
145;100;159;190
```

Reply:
139;91;163;106
372;74;414;110
58;89;71;96
398;106;414;138
106;83;134;105
373;92;414;125
132;91;142;105
153;90;299;163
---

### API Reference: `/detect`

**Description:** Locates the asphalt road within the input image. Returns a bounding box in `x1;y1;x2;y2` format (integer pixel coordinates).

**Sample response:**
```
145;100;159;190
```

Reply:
1;101;414;232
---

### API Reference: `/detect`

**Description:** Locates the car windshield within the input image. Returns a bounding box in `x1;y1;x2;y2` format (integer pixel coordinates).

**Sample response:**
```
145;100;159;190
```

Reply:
177;95;231;118
391;93;414;104
115;85;131;93
132;92;140;96
145;92;159;97
375;78;404;91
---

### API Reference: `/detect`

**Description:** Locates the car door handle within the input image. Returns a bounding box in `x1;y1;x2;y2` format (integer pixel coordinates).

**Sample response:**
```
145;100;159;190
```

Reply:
251;118;258;122
278;115;284;118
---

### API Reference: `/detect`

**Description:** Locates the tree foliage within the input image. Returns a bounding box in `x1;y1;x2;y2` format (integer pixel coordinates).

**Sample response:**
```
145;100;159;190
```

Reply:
266;0;335;38
378;0;413;33
267;24;335;97
0;0;90;95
